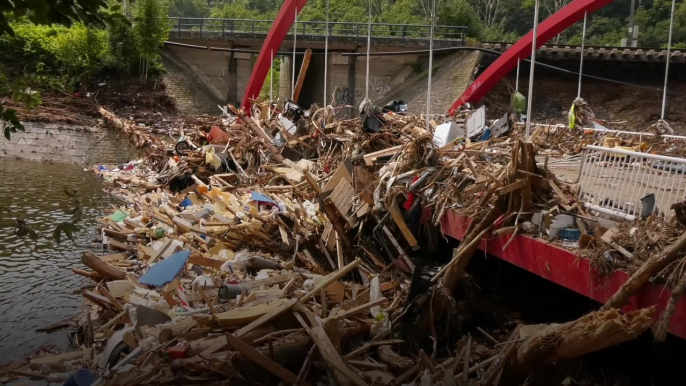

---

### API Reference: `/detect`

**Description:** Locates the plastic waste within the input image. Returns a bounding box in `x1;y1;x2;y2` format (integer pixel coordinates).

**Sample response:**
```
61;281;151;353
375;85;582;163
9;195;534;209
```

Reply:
219;284;246;300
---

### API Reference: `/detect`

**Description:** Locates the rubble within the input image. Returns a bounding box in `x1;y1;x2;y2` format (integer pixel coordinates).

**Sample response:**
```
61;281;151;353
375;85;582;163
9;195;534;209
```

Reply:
7;99;686;385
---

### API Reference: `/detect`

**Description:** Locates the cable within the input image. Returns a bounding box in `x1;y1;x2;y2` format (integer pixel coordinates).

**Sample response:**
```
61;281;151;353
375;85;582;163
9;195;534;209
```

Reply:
365;0;372;99
515;58;520;92
426;0;436;131
525;0;540;139
578;11;587;99
324;0;330;107
662;0;676;120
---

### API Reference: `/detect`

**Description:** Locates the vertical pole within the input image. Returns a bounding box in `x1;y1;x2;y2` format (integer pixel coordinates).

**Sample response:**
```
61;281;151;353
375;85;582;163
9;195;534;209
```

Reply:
661;0;676;120
426;0;436;131
270;49;274;103
525;0;540;140
324;0;330;106
515;58;520;92
365;0;372;99
578;11;587;99
292;7;298;100
628;0;637;47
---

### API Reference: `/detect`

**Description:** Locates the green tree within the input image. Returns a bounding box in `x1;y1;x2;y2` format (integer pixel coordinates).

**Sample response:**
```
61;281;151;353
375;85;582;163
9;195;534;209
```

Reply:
169;0;211;18
437;0;482;38
635;0;686;47
134;0;170;80
52;24;111;86
0;0;126;140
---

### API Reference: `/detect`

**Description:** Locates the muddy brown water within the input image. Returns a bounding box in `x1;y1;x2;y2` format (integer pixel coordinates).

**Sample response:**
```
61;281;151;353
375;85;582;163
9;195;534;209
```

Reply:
0;146;137;364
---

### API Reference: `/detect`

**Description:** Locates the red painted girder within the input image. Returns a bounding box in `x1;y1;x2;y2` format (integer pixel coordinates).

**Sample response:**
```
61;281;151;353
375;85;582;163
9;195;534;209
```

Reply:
447;0;614;116
241;0;308;114
441;210;686;340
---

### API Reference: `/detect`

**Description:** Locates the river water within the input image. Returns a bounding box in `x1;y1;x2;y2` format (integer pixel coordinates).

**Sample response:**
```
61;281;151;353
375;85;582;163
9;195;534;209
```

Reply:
0;143;137;364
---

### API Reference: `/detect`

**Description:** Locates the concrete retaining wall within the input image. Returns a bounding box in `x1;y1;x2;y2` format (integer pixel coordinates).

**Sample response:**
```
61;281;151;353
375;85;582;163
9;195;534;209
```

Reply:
0;122;139;165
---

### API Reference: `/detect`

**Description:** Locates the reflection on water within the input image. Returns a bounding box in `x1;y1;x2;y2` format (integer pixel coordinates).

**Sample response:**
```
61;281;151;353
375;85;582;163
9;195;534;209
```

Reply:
0;159;123;364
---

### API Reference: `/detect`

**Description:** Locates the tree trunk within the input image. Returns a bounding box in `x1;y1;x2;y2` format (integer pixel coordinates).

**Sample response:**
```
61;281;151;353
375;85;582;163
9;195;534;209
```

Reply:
81;251;127;281
604;231;686;310
511;307;653;374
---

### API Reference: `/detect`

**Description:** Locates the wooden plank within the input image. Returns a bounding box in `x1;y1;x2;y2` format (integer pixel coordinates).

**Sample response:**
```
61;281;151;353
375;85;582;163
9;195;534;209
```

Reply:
299;259;361;304
303;169;322;195
495;179;527;196
293;49;312;103
234;299;295;338
98;252;129;263
332;298;386;321
225;333;306;385
348;360;388;370
240;274;295;290
215;299;292;328
388;196;419;251
336;233;345;269
382;226;415;271
188;253;225;269
323;158;353;193
548;179;571;205
308;321;369;386
30;348;91;366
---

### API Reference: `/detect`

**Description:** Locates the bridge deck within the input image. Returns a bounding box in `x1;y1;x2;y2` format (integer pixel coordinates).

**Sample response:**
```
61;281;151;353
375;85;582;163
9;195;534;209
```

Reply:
441;210;686;340
482;42;686;62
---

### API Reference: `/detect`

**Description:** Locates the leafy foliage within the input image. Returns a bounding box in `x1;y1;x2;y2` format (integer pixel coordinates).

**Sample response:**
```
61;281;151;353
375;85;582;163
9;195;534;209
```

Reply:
260;57;281;101
169;0;211;18
0;0;128;36
0;0;128;140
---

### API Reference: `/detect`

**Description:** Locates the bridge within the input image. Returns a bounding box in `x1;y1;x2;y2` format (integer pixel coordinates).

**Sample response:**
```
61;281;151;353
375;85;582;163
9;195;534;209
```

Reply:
168;17;467;48
164;18;471;111
482;42;686;63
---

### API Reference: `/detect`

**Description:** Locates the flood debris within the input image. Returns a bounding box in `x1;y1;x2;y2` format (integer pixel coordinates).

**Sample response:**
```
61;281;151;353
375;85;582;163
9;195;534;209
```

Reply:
8;99;686;385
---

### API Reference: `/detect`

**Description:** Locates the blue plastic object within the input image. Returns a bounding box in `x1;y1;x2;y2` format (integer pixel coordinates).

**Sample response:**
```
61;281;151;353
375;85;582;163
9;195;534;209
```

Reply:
139;251;191;287
180;197;192;209
558;228;581;241
480;128;492;141
63;368;95;386
250;191;278;207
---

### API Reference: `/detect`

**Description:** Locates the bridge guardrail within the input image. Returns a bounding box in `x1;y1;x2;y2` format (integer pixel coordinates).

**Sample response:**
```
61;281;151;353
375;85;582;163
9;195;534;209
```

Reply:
577;145;686;220
167;17;467;45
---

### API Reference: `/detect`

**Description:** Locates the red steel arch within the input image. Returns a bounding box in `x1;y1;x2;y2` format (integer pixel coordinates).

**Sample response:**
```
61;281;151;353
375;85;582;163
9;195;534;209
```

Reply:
244;0;613;115
447;0;614;116
241;0;308;113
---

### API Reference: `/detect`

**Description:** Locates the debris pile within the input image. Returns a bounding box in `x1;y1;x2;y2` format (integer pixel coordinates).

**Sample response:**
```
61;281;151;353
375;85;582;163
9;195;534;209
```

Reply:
6;100;686;385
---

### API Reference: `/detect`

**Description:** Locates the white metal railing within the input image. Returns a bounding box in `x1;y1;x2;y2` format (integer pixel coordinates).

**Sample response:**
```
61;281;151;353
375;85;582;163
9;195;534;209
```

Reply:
577;145;686;220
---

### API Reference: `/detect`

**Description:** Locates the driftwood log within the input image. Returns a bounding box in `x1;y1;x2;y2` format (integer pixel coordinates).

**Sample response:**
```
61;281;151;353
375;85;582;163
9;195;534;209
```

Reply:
81;251;126;281
99;107;164;155
512;307;653;374
604;231;686;309
377;345;415;373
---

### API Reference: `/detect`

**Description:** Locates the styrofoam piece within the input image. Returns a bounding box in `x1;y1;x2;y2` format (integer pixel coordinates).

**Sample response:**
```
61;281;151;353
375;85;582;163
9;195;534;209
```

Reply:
433;121;464;147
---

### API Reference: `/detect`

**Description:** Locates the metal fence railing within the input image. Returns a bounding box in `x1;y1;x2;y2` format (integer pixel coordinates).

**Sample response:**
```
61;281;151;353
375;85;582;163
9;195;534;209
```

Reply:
577;145;686;220
167;18;467;45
